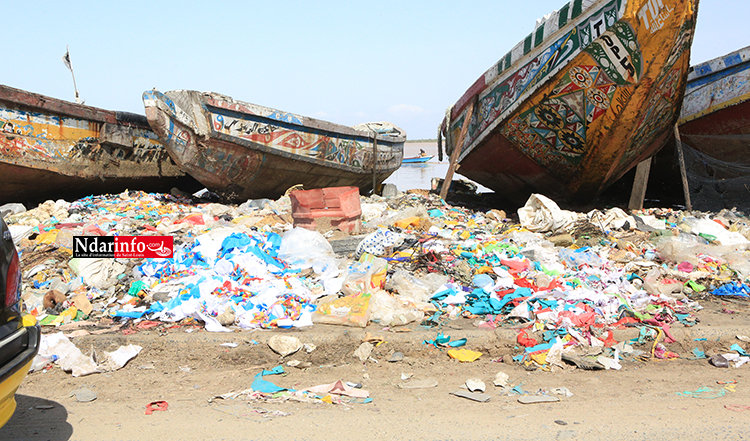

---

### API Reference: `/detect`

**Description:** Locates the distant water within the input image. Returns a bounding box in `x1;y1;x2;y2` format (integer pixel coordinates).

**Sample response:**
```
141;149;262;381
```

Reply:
384;161;442;192
383;141;491;192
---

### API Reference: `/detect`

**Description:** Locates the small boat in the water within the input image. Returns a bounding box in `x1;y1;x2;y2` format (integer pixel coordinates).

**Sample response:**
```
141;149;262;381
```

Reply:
438;0;699;205
402;155;434;164
0;84;199;203
142;89;405;201
673;45;750;210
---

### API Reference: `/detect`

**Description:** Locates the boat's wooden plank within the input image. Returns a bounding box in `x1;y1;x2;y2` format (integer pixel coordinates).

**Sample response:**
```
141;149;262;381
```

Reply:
679;53;750;125
0;84;117;124
440;102;475;200
674;125;692;211
627;158;651;211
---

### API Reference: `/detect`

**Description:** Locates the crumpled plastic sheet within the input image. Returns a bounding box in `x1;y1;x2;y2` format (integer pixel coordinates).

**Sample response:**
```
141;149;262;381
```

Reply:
517;194;579;233
38;332;142;377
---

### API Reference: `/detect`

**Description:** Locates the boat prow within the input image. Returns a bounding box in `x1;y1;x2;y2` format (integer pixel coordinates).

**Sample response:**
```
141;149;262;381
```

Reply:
439;0;699;205
0;84;199;203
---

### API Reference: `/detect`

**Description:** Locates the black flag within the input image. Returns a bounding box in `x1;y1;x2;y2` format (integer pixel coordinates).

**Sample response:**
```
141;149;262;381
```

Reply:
62;48;72;72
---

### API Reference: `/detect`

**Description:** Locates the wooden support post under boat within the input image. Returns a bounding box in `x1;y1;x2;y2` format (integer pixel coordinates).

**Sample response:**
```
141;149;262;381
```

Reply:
628;158;652;211
440;102;475;201
372;133;378;195
674;125;692;211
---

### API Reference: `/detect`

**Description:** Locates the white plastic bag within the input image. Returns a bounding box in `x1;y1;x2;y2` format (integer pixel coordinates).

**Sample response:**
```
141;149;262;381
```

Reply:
369;289;423;326
386;270;448;303
683;217;750;246
69;258;126;290
278;227;337;271
517;194;578;233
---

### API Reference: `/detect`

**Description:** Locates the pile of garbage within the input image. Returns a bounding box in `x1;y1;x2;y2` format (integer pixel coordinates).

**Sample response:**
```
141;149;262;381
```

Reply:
7;187;750;370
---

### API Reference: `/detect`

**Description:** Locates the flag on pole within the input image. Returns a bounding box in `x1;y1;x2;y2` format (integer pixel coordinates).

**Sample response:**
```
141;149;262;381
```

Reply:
61;46;82;103
62;47;73;72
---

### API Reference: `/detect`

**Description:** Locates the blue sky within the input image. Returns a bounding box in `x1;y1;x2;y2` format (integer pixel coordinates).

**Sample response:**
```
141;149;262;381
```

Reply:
3;1;746;140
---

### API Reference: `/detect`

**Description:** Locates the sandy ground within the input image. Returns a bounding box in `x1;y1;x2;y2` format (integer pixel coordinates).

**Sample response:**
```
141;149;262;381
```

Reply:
2;297;750;441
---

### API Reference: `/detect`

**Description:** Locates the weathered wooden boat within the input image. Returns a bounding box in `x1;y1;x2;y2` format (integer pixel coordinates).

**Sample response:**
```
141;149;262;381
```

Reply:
671;45;750;210
438;0;699;205
142;89;406;201
402;155;434;164
680;45;750;144
0;84;200;203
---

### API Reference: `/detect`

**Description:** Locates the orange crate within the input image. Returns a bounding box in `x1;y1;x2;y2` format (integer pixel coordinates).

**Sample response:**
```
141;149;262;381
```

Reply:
289;186;362;234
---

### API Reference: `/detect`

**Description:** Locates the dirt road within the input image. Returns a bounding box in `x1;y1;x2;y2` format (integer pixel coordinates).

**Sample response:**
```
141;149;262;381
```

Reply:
3;301;750;441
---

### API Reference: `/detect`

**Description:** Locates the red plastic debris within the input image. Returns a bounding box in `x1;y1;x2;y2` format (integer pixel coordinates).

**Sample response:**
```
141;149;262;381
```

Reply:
145;401;169;415
602;330;618;348
176;213;205;225
517;329;537;347
136;320;161;330
82;224;107;236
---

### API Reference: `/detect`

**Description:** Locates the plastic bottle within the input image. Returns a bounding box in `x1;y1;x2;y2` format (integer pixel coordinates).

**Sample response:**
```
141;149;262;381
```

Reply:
29;354;58;373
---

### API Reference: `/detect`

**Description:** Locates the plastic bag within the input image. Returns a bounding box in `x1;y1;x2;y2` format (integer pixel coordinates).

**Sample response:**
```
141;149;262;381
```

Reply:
642;268;663;296
517;194;578;233
655;234;712;266
385;270;450;304
719;250;750;281
369;289;423;326
507;230;553;248
683;217;750;246
341;254;388;296
365;207;428;229
360;202;388;223
558;248;604;268
386;270;431;303
421;273;452;293
40;332;98;377
587;207;635;230
642;267;684;298
278;227;337;271
69;258;126;290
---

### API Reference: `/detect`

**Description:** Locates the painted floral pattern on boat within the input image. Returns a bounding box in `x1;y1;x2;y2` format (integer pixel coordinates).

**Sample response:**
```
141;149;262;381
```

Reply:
500;21;642;180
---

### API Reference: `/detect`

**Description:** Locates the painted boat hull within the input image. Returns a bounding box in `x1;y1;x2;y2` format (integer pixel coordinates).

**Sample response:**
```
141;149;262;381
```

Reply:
440;0;698;205
679;46;750;166
0;84;199;203
143;90;405;202
402;155;434;163
657;45;750;210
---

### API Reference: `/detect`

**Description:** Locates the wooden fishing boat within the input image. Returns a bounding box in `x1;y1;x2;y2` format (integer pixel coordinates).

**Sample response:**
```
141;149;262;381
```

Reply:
402;155;434;164
438;0;699;205
0;84;199;203
142;89;405;201
672;45;750;210
680;45;750;143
